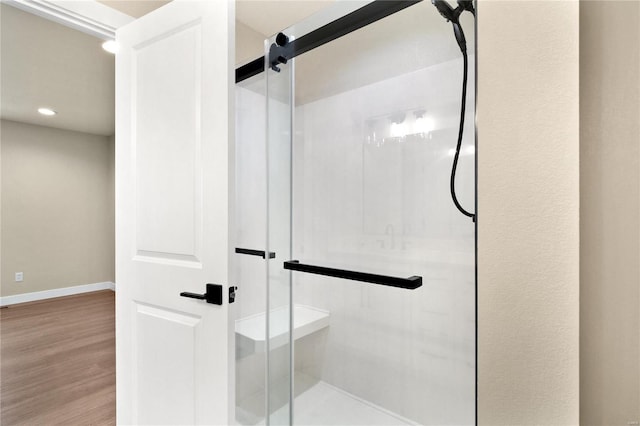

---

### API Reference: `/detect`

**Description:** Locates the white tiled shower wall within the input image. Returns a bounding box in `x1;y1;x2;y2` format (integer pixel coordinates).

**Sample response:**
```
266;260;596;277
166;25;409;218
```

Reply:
292;55;475;425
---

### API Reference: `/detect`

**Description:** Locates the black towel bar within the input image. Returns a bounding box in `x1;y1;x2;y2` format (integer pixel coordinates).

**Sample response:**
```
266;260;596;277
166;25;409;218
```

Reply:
283;260;422;290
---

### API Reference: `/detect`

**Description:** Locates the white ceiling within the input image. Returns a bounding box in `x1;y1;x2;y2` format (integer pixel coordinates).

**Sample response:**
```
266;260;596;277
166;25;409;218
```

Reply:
96;0;171;19
236;0;332;37
0;3;115;136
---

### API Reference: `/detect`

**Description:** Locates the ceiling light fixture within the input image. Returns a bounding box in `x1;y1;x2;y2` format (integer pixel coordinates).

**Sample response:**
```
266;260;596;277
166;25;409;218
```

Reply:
102;40;119;54
38;107;57;116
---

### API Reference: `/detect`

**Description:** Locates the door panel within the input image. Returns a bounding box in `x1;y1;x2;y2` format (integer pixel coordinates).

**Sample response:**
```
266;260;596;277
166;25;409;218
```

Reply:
134;21;202;261
116;1;235;424
134;303;200;425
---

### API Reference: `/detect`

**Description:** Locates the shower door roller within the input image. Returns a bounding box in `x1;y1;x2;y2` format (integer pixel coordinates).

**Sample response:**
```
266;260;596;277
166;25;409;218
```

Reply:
180;283;223;305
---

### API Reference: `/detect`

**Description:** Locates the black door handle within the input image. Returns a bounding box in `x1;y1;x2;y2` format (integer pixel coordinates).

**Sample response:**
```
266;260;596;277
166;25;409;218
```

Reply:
180;291;206;300
180;283;223;305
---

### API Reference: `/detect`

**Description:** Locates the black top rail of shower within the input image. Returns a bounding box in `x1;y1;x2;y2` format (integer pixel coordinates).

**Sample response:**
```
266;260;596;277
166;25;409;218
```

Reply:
283;260;422;290
235;247;276;259
236;0;423;83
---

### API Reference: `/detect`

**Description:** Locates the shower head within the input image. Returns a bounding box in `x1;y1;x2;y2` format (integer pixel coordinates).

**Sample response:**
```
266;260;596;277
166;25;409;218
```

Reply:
456;0;475;17
431;0;474;53
431;0;475;22
431;0;459;22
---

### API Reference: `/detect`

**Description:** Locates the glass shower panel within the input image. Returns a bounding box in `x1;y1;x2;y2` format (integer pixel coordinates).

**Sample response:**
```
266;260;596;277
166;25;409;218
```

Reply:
265;37;294;426
234;42;295;425
235;72;268;426
283;2;475;425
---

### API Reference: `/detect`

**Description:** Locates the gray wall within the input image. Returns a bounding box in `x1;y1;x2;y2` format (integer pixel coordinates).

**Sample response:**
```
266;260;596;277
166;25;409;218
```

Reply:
1;119;115;297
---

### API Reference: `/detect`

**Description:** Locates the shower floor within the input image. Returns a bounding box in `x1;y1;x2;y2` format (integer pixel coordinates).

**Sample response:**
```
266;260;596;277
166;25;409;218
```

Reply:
237;373;416;426
284;380;416;425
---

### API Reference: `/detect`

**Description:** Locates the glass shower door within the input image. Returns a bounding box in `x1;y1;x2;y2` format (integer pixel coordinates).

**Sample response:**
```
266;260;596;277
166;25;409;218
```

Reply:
265;33;294;426
259;1;476;424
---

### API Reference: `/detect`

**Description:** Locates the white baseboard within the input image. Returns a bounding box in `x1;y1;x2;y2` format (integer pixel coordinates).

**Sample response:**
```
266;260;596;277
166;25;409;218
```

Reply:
0;281;115;307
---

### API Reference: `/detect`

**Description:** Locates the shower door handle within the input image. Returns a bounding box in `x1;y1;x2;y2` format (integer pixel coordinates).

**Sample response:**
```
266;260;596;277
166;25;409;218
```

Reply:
235;247;276;259
284;260;422;290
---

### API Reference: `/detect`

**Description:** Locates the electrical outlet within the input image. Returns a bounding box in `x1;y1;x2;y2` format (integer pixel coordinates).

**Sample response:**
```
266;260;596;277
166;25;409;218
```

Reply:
15;272;24;282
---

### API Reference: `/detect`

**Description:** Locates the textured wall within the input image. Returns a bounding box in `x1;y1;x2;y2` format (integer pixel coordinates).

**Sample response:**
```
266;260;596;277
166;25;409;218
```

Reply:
477;1;580;424
580;2;640;425
0;120;115;297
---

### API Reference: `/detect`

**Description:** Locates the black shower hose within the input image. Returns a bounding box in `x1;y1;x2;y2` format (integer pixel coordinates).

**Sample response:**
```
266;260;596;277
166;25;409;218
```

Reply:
450;48;476;221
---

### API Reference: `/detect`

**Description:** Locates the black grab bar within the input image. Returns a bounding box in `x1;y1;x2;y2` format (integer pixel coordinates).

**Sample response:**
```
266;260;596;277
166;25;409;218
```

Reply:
283;260;422;290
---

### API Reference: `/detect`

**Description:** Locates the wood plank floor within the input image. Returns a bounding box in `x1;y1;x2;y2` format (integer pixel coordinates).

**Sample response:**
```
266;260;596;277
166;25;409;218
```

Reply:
1;290;115;425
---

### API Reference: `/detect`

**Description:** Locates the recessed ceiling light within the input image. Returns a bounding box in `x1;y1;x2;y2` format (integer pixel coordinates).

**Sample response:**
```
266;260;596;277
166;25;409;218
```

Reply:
102;40;119;54
38;107;57;116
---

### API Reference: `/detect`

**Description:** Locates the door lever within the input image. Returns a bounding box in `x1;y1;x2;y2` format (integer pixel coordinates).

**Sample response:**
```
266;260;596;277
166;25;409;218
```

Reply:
180;283;223;305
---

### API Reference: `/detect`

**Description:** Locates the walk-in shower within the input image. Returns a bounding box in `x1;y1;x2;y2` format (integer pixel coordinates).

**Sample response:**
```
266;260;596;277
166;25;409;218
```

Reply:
234;1;476;424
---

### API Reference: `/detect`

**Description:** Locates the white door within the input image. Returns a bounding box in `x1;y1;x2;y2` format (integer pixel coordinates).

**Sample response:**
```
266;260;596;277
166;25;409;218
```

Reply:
115;1;235;424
